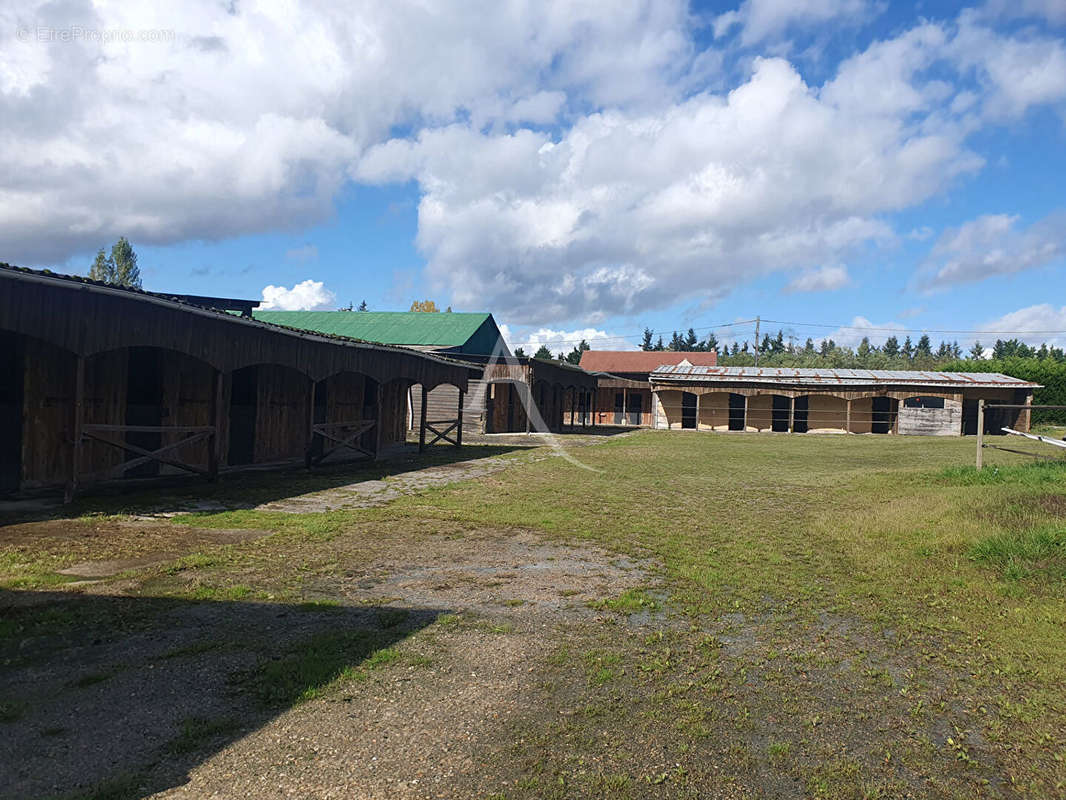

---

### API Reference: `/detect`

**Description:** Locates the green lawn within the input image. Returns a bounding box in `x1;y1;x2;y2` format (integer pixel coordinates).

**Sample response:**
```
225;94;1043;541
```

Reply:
3;431;1065;798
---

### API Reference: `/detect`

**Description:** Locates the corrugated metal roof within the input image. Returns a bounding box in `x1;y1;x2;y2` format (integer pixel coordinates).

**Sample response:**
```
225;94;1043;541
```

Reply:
252;310;493;347
650;365;1042;389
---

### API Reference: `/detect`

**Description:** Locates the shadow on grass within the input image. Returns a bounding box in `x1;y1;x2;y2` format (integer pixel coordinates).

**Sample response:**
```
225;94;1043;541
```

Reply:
0;442;536;526
0;589;445;800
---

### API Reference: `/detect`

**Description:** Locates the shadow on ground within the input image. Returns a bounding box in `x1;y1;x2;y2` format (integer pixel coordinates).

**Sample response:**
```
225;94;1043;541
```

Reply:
0;589;444;800
0;443;535;526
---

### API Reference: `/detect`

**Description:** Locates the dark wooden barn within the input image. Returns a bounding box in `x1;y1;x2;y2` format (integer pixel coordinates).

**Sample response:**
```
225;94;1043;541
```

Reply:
0;265;476;498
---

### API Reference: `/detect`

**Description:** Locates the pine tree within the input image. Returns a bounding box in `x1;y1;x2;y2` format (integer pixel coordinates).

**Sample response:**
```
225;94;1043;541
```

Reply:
915;334;932;358
641;328;654;351
901;336;914;360
357;300;368;311
857;337;871;361
668;331;684;351
969;341;984;360
513;347;527;358
655;336;665;352
773;330;785;354
883;335;899;358
685;328;699;350
565;339;591;364
803;338;815;355
110;237;141;288
534;344;553;360
705;333;719;354
88;248;114;283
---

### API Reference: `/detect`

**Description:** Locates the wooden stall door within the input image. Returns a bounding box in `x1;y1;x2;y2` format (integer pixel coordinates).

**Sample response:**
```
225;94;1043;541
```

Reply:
0;332;23;494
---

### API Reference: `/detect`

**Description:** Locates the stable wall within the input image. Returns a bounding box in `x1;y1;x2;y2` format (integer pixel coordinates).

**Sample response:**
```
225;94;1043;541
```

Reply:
697;392;731;431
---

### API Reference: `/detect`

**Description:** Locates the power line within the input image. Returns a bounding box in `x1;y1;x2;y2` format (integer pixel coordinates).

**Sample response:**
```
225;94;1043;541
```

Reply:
760;319;1066;336
512;318;758;350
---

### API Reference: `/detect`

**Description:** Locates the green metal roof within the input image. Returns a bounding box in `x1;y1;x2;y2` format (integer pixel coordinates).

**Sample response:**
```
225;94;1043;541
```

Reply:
251;310;496;349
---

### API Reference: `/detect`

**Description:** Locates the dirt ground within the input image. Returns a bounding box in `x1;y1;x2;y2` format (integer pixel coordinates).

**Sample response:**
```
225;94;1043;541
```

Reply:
0;522;653;800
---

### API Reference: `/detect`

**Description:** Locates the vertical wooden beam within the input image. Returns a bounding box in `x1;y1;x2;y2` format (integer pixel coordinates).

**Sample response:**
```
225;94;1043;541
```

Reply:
456;388;464;446
976;399;984;470
1022;391;1033;433
525;378;532;435
695;392;701;431
570;388;575;427
788;396;795;433
845;400;851;434
305;379;316;469
65;355;85;504
742;394;748;432
418;383;428;452
373;382;384;460
622;387;628;426
209;368;223;481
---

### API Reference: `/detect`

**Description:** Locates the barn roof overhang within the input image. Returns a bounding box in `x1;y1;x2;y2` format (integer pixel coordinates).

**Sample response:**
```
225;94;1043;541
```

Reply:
648;365;1042;391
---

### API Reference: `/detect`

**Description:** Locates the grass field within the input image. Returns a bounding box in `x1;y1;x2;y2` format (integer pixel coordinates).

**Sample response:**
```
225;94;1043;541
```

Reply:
2;431;1065;798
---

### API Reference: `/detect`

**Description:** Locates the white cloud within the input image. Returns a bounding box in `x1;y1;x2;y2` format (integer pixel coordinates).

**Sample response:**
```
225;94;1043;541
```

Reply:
819;316;905;348
358;54;972;323
980;304;1066;347
784;264;851;293
0;0;694;264
980;0;1066;26
950;10;1066;119
509;326;637;355
920;210;1066;288
714;0;876;46
259;279;336;310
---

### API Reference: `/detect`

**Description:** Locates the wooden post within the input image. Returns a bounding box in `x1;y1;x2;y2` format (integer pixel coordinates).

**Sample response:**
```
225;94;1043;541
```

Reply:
525;380;532;435
1023;392;1033;433
976;399;984;470
742;394;748;432
845;400;851;434
305;379;316;469
456;388;464;447
209;369;223;481
418;384;428;452
622;387;628;426
65;355;85;503
373;382;384;460
695;392;701;431
570;388;575;427
788;396;795;433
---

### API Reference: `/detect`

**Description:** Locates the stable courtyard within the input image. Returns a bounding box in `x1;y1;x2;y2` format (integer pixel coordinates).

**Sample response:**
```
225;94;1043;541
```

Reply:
2;431;1065;799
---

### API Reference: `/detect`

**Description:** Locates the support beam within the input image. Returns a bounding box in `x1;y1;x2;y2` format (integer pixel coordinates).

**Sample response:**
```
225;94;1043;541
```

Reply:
845;400;851;434
65;355;85;504
976;399;984;470
209;369;223;481
305;379;317;469
418;384;428;452
525;380;532;435
742;395;748;432
788;396;795;433
622;387;628;426
695;392;701;431
373;382;384;460
456;388;465;446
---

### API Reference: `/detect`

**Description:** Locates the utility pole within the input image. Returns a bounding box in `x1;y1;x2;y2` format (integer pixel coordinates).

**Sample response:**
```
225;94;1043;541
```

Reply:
753;316;761;367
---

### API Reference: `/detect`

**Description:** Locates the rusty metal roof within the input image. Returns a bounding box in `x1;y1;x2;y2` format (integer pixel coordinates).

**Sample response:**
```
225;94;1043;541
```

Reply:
650;365;1042;389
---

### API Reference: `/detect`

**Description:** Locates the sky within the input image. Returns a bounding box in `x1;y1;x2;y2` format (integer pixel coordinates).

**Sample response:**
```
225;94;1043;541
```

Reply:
2;0;1065;355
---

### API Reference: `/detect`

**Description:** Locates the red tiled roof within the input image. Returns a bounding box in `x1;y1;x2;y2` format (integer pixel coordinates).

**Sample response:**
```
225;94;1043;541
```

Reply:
578;350;718;374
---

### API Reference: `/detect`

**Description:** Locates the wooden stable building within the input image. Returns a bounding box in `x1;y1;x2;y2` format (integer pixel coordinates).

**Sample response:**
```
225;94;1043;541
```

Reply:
578;351;719;427
648;366;1040;436
251;309;600;436
0;265;476;498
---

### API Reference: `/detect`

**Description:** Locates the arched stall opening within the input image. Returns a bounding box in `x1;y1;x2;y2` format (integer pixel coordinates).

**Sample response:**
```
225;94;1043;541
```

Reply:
304;370;379;466
795;395;848;433
227;363;312;467
728;393;746;431
410;380;465;451
79;346;219;484
744;394;790;432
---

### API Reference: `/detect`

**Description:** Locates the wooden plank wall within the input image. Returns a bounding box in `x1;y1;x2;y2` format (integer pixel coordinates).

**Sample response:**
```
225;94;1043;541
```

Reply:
410;381;484;436
20;338;74;488
254;365;311;464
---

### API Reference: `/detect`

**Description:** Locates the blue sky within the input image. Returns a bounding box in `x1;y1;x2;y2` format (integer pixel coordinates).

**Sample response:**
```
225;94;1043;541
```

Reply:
3;0;1066;354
